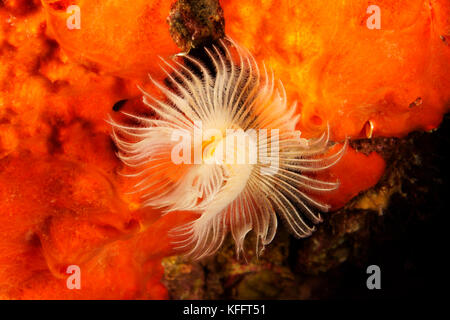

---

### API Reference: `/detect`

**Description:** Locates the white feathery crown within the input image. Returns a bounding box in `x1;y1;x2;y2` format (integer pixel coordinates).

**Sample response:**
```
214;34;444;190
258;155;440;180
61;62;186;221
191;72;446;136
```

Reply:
109;38;347;260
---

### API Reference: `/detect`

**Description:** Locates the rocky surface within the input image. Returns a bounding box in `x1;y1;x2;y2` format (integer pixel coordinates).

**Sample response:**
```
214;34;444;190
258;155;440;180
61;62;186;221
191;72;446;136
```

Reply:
168;0;225;52
162;114;449;299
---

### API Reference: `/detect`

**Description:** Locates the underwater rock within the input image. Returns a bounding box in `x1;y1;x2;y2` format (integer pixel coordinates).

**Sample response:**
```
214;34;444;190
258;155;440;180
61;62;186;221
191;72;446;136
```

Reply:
162;115;449;299
168;0;225;52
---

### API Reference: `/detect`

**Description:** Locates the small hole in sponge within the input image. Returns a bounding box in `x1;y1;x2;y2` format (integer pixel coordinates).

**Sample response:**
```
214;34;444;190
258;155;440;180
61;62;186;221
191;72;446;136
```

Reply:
112;99;128;112
310;115;323;126
48;0;72;11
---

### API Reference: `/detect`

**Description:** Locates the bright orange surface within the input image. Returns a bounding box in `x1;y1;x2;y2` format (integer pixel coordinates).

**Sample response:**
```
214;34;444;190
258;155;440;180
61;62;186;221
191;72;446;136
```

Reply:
317;145;387;209
41;0;179;79
221;0;450;140
0;1;188;299
0;0;448;299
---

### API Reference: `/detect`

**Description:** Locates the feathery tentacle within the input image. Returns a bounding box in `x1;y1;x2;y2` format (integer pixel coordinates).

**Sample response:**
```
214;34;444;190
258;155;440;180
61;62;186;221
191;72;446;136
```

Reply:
110;39;346;260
